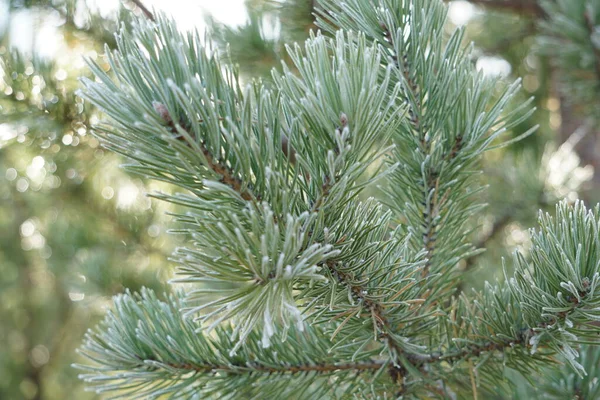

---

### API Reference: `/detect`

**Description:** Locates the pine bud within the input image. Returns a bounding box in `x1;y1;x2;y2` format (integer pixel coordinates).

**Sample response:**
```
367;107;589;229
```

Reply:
281;133;296;165
152;101;172;124
340;112;348;128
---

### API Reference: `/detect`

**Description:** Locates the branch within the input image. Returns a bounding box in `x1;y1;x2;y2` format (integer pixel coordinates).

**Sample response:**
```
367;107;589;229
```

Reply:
304;177;414;368
309;177;427;373
198;141;257;201
144;358;385;375
305;181;424;385
453;214;511;296
128;0;155;21
78;290;393;397
152;101;258;202
382;23;446;279
438;333;527;364
128;7;257;202
433;307;581;366
435;270;595;369
462;214;511;273
324;259;428;368
389;331;532;396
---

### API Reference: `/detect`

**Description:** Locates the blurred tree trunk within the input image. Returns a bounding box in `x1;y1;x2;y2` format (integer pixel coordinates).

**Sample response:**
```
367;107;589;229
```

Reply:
12;195;44;400
558;93;600;203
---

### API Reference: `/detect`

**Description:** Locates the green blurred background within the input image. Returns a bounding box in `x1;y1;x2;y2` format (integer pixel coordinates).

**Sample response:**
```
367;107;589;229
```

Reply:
1;0;598;399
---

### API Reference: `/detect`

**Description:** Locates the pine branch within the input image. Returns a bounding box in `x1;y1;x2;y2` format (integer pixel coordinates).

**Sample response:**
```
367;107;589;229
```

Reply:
382;201;600;394
376;5;494;293
127;358;385;375
273;34;419;371
83;15;408;358
446;201;600;375
77;289;390;398
381;23;442;280
323;259;428;368
152;101;258;202
128;0;259;203
380;21;445;282
315;0;536;307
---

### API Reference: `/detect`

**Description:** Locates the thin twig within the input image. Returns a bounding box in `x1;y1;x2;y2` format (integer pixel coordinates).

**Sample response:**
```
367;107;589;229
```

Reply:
312;173;428;380
454;214;511;295
435;291;590;366
465;215;511;269
198;141;256;201
152;101;258;202
323;260;430;367
129;0;155;21
148;358;386;375
468;359;478;400
312;174;427;383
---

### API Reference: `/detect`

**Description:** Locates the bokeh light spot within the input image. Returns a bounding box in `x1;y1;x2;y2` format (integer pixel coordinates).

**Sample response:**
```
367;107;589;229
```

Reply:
101;186;115;200
20;220;35;237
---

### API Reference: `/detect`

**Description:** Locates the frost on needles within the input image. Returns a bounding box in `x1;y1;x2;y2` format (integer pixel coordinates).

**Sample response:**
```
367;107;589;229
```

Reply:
74;0;600;398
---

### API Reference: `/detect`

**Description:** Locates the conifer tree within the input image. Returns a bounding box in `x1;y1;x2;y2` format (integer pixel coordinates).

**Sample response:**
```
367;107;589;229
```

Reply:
75;0;600;398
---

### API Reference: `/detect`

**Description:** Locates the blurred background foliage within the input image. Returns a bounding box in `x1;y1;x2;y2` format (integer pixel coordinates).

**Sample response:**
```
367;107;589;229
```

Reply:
0;1;177;399
1;0;599;399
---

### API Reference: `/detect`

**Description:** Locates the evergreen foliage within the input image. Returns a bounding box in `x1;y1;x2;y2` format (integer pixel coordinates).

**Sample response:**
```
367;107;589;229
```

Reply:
75;0;600;398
